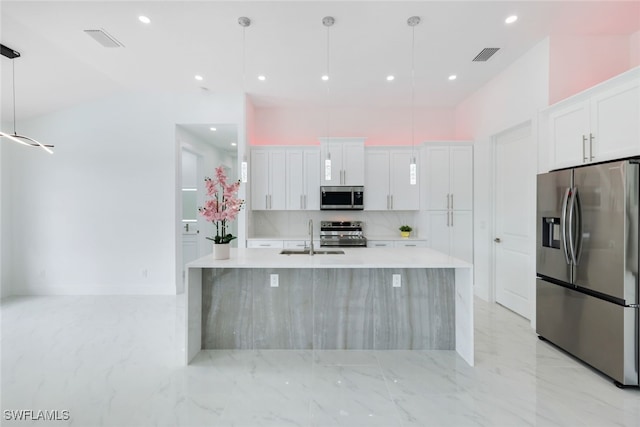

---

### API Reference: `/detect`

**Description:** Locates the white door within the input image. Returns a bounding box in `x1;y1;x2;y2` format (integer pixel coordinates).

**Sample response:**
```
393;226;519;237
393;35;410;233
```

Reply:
426;211;450;256
549;100;590;169
286;150;304;210
451;211;473;263
390;151;419;210
251;150;270;210
425;146;450;210
365;150;390;210
180;148;201;292
494;123;535;319
303;150;321;210
343;142;365;185
269;151;287;210
450;147;473;211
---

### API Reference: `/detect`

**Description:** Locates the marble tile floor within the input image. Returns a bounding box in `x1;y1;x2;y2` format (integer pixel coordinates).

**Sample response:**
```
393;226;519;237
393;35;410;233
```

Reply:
1;295;638;427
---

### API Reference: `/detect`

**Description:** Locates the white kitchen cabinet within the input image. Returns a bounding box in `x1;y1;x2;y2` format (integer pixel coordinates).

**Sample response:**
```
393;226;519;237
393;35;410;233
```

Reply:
425;210;472;262
364;149;419;210
246;240;284;249
367;240;394;248
424;146;472;211
394;240;427;248
251;149;286;210
548;68;640;170
286;149;320;210
283;240;320;249
320;138;365;185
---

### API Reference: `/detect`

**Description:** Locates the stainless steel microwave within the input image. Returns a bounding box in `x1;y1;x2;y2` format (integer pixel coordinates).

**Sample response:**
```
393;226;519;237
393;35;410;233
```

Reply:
320;186;364;210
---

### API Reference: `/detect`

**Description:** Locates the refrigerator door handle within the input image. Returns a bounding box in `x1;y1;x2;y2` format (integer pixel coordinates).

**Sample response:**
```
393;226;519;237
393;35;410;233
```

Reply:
568;187;579;265
573;187;583;263
561;187;571;265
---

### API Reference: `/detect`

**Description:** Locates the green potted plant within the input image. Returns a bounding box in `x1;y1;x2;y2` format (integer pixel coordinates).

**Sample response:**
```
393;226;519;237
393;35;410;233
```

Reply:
399;225;412;238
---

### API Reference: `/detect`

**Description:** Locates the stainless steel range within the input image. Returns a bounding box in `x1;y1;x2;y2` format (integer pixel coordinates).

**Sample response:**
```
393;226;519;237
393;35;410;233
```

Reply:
320;221;367;247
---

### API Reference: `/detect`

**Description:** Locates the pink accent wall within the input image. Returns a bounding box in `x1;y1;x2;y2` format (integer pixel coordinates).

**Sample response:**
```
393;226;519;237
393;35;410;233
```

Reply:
631;31;640;68
252;106;456;146
549;35;632;105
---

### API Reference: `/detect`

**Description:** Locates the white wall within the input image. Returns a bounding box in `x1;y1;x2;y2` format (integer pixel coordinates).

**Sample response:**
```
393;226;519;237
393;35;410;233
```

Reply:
455;38;550;303
631;30;640;68
3;90;244;295
0;130;8;298
253;106;456;146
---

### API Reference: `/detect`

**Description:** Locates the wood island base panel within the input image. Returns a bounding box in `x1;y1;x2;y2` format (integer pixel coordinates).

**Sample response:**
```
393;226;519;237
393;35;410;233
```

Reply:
186;247;474;366
202;268;455;351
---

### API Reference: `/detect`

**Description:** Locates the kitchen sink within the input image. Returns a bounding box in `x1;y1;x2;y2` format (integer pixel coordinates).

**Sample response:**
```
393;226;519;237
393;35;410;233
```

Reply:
279;249;345;255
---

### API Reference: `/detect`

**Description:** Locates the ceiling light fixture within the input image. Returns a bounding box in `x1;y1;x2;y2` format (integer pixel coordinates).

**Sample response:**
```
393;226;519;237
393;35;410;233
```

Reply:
505;15;518;24
387;75;395;81
0;44;54;154
210;127;217;131
258;75;266;81
138;16;151;24
322;16;335;181
231;142;237;147
194;75;203;81
408;16;420;186
239;16;251;183
448;74;457;81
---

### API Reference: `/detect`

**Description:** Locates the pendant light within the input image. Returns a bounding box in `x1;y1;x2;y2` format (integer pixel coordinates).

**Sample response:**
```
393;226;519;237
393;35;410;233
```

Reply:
238;17;250;183
0;44;54;154
322;16;334;182
407;16;420;185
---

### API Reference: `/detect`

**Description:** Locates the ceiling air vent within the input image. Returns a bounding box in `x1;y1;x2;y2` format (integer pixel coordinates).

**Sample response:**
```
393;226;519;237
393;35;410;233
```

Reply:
84;29;124;48
472;47;500;62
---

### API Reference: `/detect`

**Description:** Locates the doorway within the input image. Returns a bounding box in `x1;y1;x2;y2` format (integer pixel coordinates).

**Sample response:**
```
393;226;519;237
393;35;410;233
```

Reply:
176;123;239;294
492;121;535;319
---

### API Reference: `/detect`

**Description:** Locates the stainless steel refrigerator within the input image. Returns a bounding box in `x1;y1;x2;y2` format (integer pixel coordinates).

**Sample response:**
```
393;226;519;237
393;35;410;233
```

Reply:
536;159;639;387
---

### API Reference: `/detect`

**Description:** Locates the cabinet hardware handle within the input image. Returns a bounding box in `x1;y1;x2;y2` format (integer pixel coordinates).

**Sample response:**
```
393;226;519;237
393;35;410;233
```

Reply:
447;211;450;227
375;244;386;247
451;194;454;210
451;211;454;227
265;195;268;209
260;244;270;247
300;195;303;210
406;244;417;247
447;194;450;209
589;133;595;161
304;195;307;209
269;195;272;209
582;135;588;162
391;195;394;209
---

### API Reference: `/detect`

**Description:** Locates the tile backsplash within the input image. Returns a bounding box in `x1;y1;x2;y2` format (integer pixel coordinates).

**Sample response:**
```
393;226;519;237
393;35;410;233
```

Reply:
251;210;422;238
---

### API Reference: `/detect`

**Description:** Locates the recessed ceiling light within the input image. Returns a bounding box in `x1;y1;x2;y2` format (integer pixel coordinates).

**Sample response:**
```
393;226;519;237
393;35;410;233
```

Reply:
138;16;151;24
258;75;266;81
210;127;217;131
505;15;518;24
231;142;237;146
386;75;395;81
195;75;203;81
321;75;329;81
448;75;457;81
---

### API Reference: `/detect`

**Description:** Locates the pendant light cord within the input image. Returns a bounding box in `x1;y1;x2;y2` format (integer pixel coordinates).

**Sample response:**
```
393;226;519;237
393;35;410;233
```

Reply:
325;21;331;142
12;59;17;135
411;24;415;159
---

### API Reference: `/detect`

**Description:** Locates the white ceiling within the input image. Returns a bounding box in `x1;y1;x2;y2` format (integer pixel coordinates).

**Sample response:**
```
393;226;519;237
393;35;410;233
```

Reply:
179;123;238;153
1;1;639;122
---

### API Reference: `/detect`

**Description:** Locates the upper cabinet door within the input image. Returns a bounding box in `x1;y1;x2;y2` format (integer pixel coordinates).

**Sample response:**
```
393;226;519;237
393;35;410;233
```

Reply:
425;146;451;210
389;150;419;210
449;146;473;211
342;142;365;185
251;150;270;210
590;79;640;163
365;150;390;210
303;150;321;210
320;142;343;185
269;151;287;210
286;150;305;210
549;100;591;169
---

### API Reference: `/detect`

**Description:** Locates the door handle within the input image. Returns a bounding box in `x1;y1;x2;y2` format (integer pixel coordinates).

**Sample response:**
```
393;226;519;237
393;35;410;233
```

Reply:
494;238;501;243
582;135;588;162
561;187;571;265
567;187;579;265
589;133;595;161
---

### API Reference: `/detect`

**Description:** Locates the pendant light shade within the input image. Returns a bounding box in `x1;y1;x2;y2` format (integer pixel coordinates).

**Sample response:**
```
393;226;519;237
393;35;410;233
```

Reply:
408;16;420;185
0;44;54;154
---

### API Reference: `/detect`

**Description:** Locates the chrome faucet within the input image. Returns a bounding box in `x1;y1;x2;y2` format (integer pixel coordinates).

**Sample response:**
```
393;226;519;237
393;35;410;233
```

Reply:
308;219;314;256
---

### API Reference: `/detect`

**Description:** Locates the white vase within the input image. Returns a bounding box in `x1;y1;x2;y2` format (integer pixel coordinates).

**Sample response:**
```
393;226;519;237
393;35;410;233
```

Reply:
213;243;230;260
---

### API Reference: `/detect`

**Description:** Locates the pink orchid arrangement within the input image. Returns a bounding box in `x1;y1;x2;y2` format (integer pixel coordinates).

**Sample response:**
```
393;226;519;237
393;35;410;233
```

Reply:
198;166;244;244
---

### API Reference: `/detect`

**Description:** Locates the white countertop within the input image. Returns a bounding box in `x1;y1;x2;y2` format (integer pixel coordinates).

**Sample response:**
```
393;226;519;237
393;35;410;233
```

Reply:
187;247;472;269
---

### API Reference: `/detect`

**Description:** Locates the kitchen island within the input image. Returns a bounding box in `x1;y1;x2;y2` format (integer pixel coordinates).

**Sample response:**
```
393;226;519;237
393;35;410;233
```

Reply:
185;247;474;366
